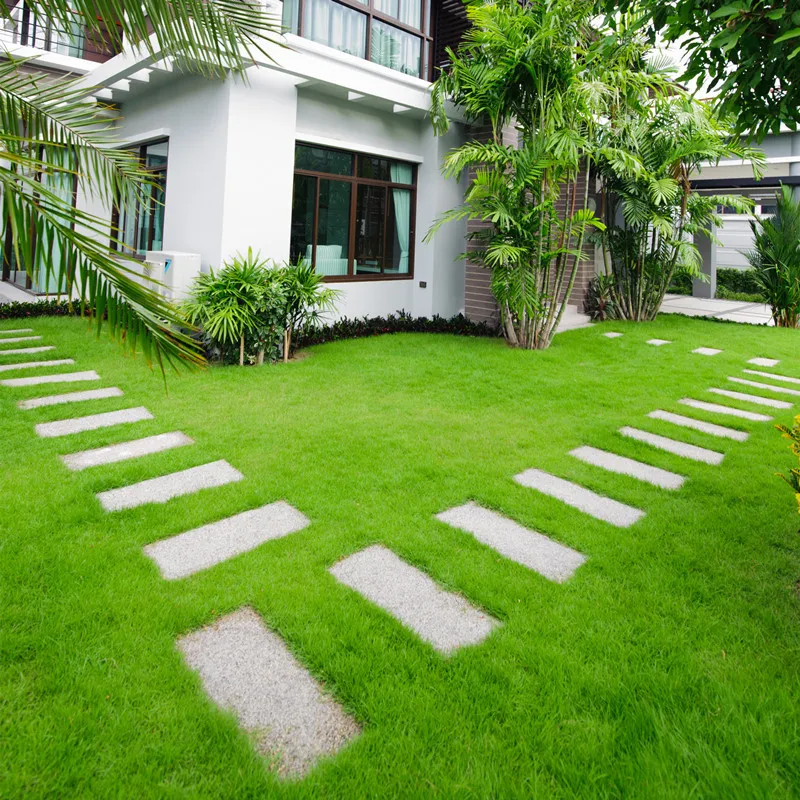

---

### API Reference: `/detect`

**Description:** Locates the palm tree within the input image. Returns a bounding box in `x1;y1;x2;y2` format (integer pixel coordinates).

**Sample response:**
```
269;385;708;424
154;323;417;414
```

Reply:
0;1;280;372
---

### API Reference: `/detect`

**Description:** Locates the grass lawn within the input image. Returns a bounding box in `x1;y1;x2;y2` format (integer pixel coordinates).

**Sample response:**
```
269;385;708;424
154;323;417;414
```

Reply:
1;313;799;798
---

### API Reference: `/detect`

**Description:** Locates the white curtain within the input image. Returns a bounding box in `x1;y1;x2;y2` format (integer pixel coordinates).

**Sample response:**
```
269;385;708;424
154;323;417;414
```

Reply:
370;20;420;75
399;0;421;29
390;163;412;274
305;0;366;58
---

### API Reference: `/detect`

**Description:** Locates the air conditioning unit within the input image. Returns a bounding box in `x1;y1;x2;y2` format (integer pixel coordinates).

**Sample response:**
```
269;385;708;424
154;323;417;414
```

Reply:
143;251;202;302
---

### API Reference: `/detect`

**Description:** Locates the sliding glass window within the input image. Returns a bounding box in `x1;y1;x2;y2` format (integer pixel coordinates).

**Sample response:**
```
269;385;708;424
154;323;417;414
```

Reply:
290;143;416;281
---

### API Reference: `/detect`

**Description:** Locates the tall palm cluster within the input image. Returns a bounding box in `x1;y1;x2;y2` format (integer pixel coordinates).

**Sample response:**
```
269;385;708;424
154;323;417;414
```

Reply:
0;0;279;371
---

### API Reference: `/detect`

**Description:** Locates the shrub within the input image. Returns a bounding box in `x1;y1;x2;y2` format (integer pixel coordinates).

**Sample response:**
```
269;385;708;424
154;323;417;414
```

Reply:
0;299;79;319
716;267;763;297
585;275;619;321
667;271;693;296
776;415;800;513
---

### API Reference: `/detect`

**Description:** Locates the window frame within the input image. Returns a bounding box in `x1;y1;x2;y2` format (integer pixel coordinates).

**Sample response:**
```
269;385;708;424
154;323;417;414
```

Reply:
292;143;417;283
110;138;169;260
290;0;433;79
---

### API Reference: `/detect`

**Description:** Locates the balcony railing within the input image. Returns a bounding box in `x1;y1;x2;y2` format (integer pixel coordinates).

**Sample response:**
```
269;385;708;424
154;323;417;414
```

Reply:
1;2;121;63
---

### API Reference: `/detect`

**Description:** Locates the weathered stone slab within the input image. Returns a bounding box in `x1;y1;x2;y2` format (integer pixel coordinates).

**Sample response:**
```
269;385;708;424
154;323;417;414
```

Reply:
145;501;309;579
0;336;42;344
709;388;792;409
747;357;779;367
62;431;193;471
619;426;724;464
177;607;360;779
0;346;54;356
97;460;244;512
0;358;73;373
647;409;748;441
603;332;623;338
0;370;99;387
679;398;772;422
329;545;500;654
513;468;644;527
742;369;800;386
728;376;800;396
436;501;586;582
692;347;721;356
35;407;152;438
647;339;671;346
569;445;684;489
0;328;33;335
19;387;123;410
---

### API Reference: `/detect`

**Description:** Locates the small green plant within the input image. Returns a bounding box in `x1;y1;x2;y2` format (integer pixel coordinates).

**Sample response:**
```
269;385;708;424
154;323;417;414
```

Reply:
585;275;618;321
746;185;800;328
776;415;800;513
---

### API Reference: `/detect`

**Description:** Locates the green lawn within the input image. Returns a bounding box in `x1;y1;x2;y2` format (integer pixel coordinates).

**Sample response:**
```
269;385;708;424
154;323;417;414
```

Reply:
1;314;799;798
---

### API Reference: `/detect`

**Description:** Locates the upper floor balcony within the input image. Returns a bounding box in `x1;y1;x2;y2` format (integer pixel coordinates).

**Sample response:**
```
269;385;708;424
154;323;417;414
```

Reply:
1;1;120;64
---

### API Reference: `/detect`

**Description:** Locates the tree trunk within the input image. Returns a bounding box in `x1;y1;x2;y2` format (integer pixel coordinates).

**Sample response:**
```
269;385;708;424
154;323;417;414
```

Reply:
239;335;244;367
283;328;291;363
257;348;264;365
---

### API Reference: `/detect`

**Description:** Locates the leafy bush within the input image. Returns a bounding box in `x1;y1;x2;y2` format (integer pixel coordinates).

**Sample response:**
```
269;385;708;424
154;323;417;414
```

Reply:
776;415;800;513
0;299;79;319
585;275;619;321
715;286;764;302
667;271;693;296
716;267;763;296
746;185;800;327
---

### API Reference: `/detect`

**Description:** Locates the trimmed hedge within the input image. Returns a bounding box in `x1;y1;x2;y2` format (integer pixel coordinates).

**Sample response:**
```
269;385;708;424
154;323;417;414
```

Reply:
716;267;762;297
0;299;80;320
297;311;500;347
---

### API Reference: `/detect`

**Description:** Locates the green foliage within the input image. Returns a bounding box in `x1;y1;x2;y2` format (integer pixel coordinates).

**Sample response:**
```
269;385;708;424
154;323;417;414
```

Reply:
585;274;620;320
602;0;800;139
746;185;800;327
776;415;800;513
0;0;280;372
716;267;764;297
667;269;693;295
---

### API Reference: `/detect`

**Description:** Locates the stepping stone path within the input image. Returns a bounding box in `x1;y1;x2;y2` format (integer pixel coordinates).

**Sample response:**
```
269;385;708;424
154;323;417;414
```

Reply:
647;339;671;346
514;468;644;527
679;398;772;422
569;445;684;490
0;346;55;356
145;501;309;579
0;335;42;344
647;410;748;442
329;545;500;654
35;407;153;438
63;431;193;472
177;608;360;779
692;347;721;356
743;369;800;385
19;387;124;410
709;387;792;409
436;501;586;582
1;370;99;387
97;460;244;512
0;358;73;373
619;426;724;464
603;332;623;338
748;357;779;367
728;376;800;397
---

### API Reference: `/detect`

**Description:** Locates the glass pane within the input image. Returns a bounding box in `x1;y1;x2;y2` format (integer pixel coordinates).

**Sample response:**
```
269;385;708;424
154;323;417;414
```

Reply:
386;188;411;274
150;176;166;251
316;179;351;276
357;156;391;181
400;0;422;29
136;184;153;254
355;184;386;274
145;140;169;169
370;20;421;76
289;174;316;265
374;0;399;21
282;0;300;33
295;144;354;176
303;0;366;59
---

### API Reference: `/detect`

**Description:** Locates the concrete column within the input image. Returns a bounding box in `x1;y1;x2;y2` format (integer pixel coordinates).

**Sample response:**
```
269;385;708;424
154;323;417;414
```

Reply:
692;223;717;298
791;133;800;202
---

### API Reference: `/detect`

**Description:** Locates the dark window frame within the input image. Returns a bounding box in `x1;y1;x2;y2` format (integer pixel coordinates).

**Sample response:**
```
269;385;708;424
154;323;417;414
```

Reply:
292;143;417;283
110;138;169;260
289;0;434;80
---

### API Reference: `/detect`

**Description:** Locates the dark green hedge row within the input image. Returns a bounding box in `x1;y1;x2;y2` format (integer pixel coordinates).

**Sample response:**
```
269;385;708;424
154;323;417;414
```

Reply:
0;299;80;320
297;311;499;347
668;268;764;300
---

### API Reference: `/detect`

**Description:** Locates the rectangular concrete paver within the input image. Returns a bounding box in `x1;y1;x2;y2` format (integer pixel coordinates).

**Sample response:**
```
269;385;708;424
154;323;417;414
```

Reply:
19;387;123;410
0;346;54;356
679;398;772;422
569;445;684;489
728;376;800;396
742;369;800;386
0;358;73;373
145;501;309;579
436;501;586;582
62;431;193;471
647;339;671;346
647;410;748;442
0;370;99;387
709;388;792;409
603;332;623;338
0;328;33;335
692;347;721;356
177;607;360;779
619;426;724;465
513;468;644;527
0;336;42;344
748;358;779;367
97;460;244;512
35;407;152;438
329;545;500;654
